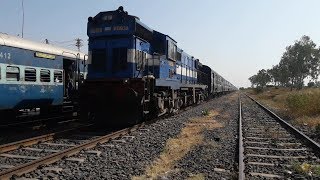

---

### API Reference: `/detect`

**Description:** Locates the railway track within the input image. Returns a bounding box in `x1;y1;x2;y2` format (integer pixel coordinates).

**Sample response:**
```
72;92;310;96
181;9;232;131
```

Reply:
0;115;81;146
238;94;320;179
0;94;230;179
0;121;144;179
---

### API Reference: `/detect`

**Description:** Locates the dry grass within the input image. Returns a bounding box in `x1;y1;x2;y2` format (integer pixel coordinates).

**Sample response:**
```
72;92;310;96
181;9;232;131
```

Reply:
187;173;205;180
286;89;320;117
247;87;289;112
226;92;239;101
292;162;320;176
248;87;320;129
132;110;222;180
293;116;320;127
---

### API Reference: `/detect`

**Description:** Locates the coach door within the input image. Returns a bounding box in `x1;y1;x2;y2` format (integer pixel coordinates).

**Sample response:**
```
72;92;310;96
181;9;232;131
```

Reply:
63;58;76;98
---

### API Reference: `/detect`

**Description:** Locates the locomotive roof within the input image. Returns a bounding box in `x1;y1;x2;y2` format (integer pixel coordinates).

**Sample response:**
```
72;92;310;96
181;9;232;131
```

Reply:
0;33;87;60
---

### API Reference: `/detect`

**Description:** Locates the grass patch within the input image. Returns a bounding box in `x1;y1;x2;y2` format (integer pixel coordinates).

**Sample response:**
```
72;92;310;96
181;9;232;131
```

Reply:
201;109;210;116
187;173;205;180
132;110;222;179
248;87;320;129
286;90;320;118
291;162;320;176
293;116;320;128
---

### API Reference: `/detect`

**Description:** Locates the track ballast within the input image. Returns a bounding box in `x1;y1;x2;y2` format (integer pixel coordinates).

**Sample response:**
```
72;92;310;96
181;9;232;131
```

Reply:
238;94;320;179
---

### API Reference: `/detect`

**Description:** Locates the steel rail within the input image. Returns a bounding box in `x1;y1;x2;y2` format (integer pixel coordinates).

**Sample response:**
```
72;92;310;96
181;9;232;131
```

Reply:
0;123;143;180
0;115;66;128
245;94;320;156
238;95;245;180
0;123;93;153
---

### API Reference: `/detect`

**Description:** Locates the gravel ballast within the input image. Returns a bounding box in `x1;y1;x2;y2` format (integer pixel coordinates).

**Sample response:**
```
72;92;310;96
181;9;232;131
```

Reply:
20;92;239;180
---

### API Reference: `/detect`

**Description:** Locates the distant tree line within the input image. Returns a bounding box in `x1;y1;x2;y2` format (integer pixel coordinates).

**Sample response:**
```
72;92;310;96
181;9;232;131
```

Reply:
249;35;320;90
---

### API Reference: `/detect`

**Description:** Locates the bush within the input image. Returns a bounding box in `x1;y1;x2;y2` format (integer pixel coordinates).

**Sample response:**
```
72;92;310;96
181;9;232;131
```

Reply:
253;87;263;94
308;82;315;87
201;109;210;116
286;90;320;117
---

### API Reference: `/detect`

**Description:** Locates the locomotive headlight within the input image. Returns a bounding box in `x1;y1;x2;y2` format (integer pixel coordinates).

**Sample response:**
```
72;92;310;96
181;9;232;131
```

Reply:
102;15;113;21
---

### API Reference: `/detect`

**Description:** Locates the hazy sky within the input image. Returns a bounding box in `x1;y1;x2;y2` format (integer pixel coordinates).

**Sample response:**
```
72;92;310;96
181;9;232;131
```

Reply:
1;0;320;88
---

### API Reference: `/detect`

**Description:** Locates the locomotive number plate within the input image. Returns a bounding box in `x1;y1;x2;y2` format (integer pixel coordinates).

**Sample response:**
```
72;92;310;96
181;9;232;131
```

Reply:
113;26;129;31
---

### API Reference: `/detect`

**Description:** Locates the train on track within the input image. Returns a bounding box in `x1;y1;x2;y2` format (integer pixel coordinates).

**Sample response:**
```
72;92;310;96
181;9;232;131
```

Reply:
0;33;87;121
80;6;237;124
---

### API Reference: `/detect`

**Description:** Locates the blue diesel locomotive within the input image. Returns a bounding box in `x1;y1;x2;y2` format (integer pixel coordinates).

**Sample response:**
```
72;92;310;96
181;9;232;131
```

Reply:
80;7;236;124
0;33;87;119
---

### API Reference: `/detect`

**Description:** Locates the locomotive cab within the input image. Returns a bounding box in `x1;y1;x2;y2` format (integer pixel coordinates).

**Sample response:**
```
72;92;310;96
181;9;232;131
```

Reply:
80;6;155;124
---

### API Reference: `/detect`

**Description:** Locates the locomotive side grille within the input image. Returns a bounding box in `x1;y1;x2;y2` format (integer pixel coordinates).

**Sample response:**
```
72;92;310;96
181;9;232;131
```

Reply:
25;68;36;82
40;69;51;82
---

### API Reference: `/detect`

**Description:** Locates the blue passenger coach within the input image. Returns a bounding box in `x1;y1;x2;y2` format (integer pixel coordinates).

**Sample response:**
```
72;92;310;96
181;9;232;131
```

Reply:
0;33;87;116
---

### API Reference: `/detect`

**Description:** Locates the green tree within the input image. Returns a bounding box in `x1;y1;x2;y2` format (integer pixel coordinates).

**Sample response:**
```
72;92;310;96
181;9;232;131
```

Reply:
249;74;258;88
308;47;320;82
279;35;319;89
256;69;271;87
268;65;281;86
249;69;271;88
278;59;291;87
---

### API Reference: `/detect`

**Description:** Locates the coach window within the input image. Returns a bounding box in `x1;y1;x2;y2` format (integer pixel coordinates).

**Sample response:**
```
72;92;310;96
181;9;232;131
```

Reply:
25;68;37;82
40;69;51;82
54;70;63;83
6;66;20;81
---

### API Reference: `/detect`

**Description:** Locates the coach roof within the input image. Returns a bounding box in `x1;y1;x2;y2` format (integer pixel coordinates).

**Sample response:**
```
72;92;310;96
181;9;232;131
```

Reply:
0;33;87;60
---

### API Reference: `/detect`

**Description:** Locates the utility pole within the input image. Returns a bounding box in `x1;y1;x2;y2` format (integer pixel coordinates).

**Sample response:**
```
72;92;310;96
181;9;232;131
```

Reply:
75;38;83;51
21;0;25;38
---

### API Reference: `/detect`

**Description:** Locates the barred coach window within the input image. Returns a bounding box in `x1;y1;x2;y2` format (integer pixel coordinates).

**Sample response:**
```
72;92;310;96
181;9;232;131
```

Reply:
6;66;20;81
54;70;63;83
40;69;51;82
25;68;37;82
